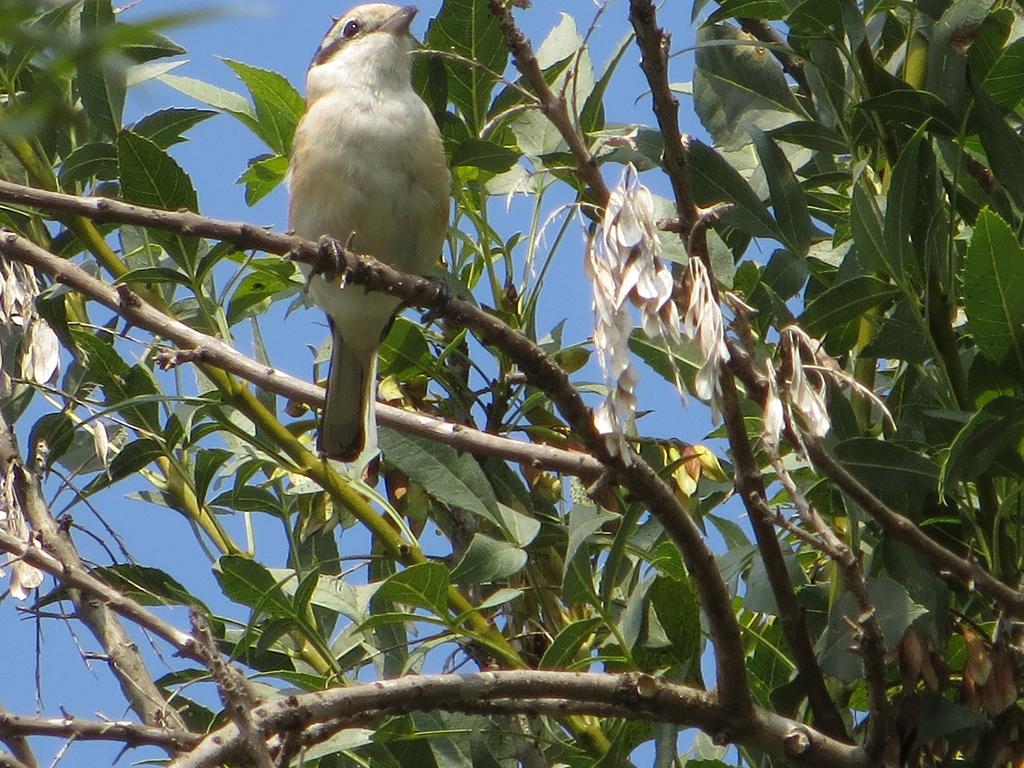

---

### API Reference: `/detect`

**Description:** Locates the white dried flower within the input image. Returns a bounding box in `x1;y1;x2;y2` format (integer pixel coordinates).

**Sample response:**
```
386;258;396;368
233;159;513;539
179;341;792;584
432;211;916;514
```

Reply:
2;260;60;385
762;359;785;447
682;258;729;419
0;462;43;601
20;317;60;385
786;338;831;437
586;164;678;461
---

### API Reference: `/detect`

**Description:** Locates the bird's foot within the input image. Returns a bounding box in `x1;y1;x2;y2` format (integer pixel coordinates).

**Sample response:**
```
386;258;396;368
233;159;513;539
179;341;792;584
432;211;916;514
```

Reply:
312;234;350;287
419;277;453;326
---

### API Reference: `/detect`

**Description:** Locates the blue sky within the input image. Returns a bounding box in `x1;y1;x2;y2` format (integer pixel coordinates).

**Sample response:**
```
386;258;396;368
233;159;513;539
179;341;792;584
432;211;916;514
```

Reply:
1;2;728;766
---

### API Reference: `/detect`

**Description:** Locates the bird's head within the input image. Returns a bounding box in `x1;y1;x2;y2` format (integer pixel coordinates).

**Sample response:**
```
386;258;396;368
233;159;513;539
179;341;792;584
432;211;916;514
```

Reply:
307;4;419;97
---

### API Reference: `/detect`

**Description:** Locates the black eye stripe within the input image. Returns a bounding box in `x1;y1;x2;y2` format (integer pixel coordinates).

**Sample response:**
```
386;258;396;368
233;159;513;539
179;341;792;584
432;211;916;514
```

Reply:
310;15;368;68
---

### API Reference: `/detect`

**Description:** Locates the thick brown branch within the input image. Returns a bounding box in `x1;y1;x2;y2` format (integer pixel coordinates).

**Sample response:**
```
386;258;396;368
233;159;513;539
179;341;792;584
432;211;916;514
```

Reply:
0;187;748;726
768;449;887;757
0;415;189;735
719;376;850;740
170;671;867;768
0;705;36;768
805;439;1024;617
486;0;610;206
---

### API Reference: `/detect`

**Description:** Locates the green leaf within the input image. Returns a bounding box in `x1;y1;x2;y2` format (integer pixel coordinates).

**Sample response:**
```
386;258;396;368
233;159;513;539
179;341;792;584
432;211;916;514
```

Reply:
856;89;960;134
970;73;1024;210
78;0;126;138
861;299;931;363
884;128;927;278
380;317;431;379
967;7;1013;82
706;0;787;24
940;396;1024;490
648;576;701;672
963;207;1024;367
376;562;450;615
540;617;602;669
693;24;807;150
833;438;939;495
93;564;197;607
449;534;526;585
850;183;887;273
132;107;217;149
121;28;187;64
59;142;118;186
223;58;305;156
236;153;288;206
799;276;898;336
159;73;258;131
580;32;632;135
425;0;508;133
117;130;198;212
450;137;519;173
751;129;812;255
379;428;498;522
982;38;1024;110
689;139;781;240
117;131;199;267
770;120;848;154
818;577;928;681
115;266;192;287
215;555;294;620
926;0;996;109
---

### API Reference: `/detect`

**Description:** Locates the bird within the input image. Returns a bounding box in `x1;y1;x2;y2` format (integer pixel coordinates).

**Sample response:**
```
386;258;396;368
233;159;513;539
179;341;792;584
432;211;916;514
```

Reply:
289;4;450;463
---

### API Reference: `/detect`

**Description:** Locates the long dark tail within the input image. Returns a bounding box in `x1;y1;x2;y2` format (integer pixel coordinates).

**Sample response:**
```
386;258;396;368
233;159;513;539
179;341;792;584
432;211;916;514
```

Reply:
319;320;378;462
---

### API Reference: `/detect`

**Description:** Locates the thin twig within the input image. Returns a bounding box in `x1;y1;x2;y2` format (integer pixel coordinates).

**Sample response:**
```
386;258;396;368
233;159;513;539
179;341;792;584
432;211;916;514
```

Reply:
0;711;197;752
0;414;190;736
768;449;888;759
486;0;610;205
736;17;811;99
805;439;1024;617
190;610;273;768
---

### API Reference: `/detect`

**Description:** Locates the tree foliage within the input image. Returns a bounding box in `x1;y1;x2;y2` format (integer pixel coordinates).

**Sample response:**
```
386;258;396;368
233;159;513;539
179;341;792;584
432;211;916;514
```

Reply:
2;0;1024;766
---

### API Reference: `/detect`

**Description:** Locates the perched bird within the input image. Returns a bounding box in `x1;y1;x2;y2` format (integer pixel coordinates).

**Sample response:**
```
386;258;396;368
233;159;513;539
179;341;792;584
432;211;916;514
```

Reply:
289;4;449;462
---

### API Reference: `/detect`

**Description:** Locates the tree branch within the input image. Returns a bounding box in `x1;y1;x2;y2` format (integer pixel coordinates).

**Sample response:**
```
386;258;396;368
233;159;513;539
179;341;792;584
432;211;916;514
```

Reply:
625;0;842;731
736;17;812;99
0;413;189;735
805;439;1024;617
486;0;610;206
0;711;197;752
628;0;697;234
0;178;601;479
0;525;198;660
170;671;867;768
0;185;749;727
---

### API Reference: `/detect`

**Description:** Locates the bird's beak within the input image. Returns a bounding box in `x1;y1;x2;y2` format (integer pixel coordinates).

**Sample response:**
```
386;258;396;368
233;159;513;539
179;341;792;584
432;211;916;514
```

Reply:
381;5;417;35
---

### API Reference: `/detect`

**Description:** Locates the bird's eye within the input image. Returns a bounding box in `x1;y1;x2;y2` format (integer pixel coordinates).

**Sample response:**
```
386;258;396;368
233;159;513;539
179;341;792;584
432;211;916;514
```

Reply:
342;18;362;38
